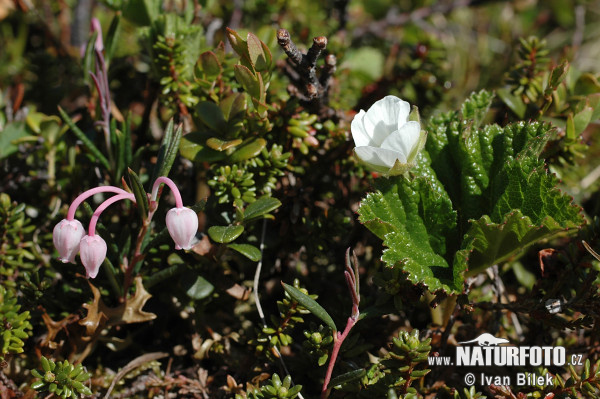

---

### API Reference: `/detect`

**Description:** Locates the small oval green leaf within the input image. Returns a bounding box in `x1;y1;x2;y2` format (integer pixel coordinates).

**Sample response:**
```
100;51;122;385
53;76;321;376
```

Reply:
227;243;261;261
208;225;244;243
206;137;242;151
243;196;281;221
229;138;266;162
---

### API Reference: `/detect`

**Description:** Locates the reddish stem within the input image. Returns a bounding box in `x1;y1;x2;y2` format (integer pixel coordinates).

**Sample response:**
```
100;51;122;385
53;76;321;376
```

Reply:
321;316;359;399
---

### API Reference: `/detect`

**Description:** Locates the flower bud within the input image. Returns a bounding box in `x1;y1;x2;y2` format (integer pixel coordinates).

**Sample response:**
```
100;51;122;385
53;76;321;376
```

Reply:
79;235;107;278
53;219;86;263
166;207;198;250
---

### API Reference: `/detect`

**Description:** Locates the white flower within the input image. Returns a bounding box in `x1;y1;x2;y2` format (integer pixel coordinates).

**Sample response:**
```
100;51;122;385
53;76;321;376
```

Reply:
351;95;426;176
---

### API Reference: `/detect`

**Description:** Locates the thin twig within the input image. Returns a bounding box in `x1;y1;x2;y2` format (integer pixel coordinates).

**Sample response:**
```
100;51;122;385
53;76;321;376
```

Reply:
253;219;303;398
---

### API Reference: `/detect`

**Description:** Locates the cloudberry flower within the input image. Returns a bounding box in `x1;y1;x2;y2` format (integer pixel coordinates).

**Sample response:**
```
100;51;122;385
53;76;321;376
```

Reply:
79;234;107;279
52;219;86;263
166;207;198;250
351;95;426;176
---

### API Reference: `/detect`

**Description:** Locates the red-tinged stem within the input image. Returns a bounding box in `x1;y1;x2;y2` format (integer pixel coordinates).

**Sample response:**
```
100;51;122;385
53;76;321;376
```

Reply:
151;176;184;208
321;315;359;399
123;177;183;301
88;193;135;236
67;186;129;220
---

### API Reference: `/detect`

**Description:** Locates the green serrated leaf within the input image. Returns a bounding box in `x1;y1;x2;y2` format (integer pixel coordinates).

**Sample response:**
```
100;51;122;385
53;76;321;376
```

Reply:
208;225;244;243
227;243;261;261
359;176;463;293
282;283;337;331
243;196;281;221
466;210;581;277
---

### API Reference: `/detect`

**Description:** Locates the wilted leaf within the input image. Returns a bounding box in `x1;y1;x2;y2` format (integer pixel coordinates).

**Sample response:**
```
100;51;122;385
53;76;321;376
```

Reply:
101;277;157;325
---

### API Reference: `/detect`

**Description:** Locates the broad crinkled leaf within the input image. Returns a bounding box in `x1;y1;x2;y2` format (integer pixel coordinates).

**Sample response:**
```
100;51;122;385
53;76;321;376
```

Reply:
466;210;581;277
358;91;585;293
358;175;464;293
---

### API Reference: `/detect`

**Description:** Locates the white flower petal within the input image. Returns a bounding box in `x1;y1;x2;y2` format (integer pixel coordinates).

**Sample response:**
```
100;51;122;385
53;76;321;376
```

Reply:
363;96;405;146
380;121;421;159
355;146;406;169
351;110;372;147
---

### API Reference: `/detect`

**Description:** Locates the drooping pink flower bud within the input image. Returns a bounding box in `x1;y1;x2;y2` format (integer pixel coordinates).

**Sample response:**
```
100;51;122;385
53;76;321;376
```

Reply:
79;235;107;278
53;219;86;263
166;207;198;250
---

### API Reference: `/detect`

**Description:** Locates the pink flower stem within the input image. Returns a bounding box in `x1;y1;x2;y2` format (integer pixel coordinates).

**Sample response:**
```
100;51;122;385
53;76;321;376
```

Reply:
67;186;130;221
88;193;136;236
151;176;184;208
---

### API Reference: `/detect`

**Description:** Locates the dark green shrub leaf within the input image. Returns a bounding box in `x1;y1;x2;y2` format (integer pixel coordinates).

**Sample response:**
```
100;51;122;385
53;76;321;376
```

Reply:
243;197;281;222
208;225;244;243
227;243;261;261
229;137;267;162
282;283;337;331
329;369;367;387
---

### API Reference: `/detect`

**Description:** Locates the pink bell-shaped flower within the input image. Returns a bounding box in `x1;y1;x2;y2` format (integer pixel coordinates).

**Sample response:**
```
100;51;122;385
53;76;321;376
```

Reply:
79;235;107;278
53;219;86;263
166;207;198;250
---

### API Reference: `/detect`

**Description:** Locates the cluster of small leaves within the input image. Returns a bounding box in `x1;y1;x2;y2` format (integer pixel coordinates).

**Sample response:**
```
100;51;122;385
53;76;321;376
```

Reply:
154;34;199;109
253;279;313;357
302;323;334;366
0;193;37;281
237;374;303;399
141;13;204;115
505;37;550;104
30;356;92;398
361;330;431;397
0;285;32;361
497;36;600;163
487;360;600;398
358;90;585;294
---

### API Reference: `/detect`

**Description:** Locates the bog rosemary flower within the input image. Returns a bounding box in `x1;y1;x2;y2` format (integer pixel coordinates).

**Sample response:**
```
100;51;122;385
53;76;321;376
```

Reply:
151;177;198;250
52;186;128;264
80;193;134;278
351;95;426;176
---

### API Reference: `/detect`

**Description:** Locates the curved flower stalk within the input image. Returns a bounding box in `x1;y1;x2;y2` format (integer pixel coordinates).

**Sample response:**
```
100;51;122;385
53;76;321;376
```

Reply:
53;186;129;263
151;176;198;250
80;193;135;278
351;95;427;176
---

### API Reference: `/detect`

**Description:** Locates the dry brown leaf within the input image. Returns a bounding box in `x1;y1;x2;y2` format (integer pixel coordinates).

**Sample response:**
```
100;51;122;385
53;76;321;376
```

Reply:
101;276;157;325
79;282;108;336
